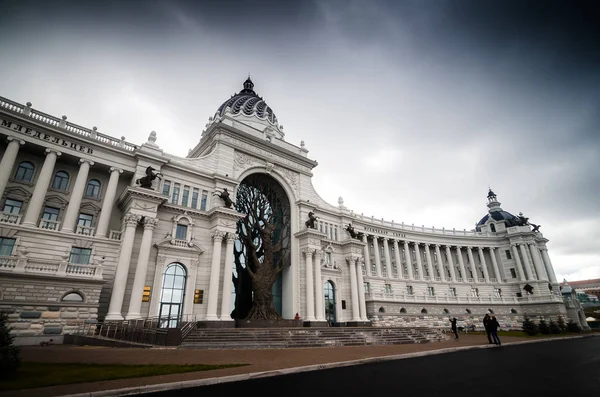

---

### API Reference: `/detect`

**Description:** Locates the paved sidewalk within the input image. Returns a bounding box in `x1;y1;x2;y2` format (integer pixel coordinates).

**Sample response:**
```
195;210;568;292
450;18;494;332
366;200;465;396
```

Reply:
0;334;581;397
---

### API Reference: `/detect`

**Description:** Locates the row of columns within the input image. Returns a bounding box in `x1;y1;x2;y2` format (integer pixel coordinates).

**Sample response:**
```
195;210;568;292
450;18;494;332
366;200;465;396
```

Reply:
205;231;236;321
0;136;123;237
302;249;368;322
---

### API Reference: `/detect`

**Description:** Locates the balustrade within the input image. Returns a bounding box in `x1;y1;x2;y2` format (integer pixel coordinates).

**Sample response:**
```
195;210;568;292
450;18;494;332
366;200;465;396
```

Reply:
76;225;95;236
0;213;21;224
39;219;60;230
0;256;102;280
109;230;122;240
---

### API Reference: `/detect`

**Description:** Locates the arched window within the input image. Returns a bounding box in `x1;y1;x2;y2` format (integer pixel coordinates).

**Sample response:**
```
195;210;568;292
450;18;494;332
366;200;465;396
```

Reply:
510;308;518;314
421;308;428;314
61;291;84;302
490;223;496;232
159;263;187;328
52;171;70;191
14;161;34;182
85;179;101;198
378;307;385;313
465;308;472;314
400;307;407;313
443;308;450;314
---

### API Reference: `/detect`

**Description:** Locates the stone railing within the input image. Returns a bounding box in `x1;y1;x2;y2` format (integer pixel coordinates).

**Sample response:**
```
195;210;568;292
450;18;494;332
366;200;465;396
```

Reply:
109;230;122;240
365;291;563;305
0;213;21;225
75;225;95;236
0;96;138;152
0;255;103;280
171;239;192;247
39;219;60;230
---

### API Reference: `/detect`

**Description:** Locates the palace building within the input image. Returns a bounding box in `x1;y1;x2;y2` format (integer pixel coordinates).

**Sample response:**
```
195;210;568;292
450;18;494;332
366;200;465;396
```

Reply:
0;78;579;344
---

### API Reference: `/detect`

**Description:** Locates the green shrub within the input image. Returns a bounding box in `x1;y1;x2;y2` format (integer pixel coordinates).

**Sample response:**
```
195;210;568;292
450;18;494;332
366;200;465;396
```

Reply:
538;318;551;335
567;319;581;333
0;312;21;378
522;316;538;336
557;316;567;332
549;319;561;334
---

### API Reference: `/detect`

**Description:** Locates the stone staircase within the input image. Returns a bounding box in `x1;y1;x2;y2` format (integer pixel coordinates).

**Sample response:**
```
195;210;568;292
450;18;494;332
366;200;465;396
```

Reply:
180;327;446;349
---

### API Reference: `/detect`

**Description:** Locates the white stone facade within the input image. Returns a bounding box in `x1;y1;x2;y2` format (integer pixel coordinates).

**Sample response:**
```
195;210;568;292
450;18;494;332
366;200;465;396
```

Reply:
0;79;569;339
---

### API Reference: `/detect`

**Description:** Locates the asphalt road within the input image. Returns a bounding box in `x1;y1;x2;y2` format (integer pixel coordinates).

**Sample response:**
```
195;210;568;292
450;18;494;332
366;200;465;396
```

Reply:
147;337;600;397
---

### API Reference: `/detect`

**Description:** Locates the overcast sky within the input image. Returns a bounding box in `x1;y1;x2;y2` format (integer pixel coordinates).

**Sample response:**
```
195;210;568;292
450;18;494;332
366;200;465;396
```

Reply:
1;0;598;282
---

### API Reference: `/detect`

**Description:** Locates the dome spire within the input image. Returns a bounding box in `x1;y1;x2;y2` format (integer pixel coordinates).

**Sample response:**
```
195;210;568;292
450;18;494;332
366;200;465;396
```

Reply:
487;188;502;212
241;76;255;95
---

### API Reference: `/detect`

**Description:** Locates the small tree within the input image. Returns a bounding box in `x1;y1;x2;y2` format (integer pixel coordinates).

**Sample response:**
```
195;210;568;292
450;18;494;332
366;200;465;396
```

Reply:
549;319;561;334
0;312;21;378
557;316;567;333
538;318;550;335
522;316;538;336
567;319;581;333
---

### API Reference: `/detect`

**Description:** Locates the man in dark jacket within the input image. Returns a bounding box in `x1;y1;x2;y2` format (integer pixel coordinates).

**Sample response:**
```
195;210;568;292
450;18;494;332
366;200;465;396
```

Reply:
488;315;501;345
450;317;459;340
483;313;493;344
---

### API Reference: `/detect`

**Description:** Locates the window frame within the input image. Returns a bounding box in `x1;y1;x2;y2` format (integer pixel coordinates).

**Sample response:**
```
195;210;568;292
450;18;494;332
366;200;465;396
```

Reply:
85;179;101;198
2;199;23;214
14;161;35;182
69;247;92;265
51;170;70;191
0;237;16;256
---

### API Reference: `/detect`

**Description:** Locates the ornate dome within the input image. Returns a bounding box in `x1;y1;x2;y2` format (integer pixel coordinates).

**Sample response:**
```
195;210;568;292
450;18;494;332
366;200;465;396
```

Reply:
476;211;519;227
216;78;278;125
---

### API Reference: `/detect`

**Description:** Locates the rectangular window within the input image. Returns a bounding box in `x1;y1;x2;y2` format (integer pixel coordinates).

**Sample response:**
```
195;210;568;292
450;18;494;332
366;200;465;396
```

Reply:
471;288;479;298
181;186;190;207
69;247;92;265
0;237;16;256
200;190;208;210
427;286;435;296
77;213;93;227
449;287;457;297
506;249;512;260
406;285;413;295
171;183;180;205
162;180;171;196
494;288;502;298
2;199;23;214
384;284;392;294
364;282;371;294
510;268;517;278
42;206;60;221
191;188;199;209
175;224;188;240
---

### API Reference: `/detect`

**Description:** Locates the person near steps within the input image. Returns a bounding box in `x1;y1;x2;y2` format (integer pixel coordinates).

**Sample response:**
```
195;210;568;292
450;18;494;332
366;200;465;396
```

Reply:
450;317;459;340
488;315;501;345
483;313;493;344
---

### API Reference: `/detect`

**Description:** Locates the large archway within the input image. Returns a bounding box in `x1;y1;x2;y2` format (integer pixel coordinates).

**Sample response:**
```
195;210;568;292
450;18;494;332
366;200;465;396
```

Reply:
231;173;291;320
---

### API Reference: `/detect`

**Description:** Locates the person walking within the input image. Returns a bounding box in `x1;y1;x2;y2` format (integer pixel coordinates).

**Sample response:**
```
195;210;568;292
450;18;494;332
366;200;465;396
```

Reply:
483;313;493;344
488;315;501;345
450;317;459;340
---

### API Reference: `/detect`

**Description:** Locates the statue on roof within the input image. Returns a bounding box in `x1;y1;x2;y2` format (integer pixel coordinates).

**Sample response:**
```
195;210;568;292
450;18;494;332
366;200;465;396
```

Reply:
530;223;541;232
305;211;318;229
136;166;163;190
214;188;235;209
345;223;363;239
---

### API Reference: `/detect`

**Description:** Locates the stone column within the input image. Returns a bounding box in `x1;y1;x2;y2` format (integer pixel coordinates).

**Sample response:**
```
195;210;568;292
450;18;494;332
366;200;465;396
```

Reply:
540;248;558;284
303;249;316;321
434;244;443;279
347;257;361;321
22;149;61;227
414;243;424;280
403;241;414;280
126;217;158;319
61;159;94;233
478;247;490;283
489;248;502;283
95;167;123;237
392;240;402;278
424;244;435;281
382;238;391;278
105;213;140;321
456;246;467;282
205;230;225;321
466;247;478;282
511;244;526;281
519;243;534;280
445;246;457;282
372;237;382;277
314;250;325;321
0;137;25;200
529;243;548;281
356;258;368;321
362;235;372;276
220;233;236;321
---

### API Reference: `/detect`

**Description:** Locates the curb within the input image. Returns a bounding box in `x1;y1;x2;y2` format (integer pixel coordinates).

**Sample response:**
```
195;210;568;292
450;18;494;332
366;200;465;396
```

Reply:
59;334;598;397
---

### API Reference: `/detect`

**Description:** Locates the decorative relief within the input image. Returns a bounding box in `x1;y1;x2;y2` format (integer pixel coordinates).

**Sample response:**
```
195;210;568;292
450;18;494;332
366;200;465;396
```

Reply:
308;239;320;246
233;152;257;171
190;260;200;268
156;255;166;266
133;202;156;211
351;247;363;255
226;136;312;174
265;162;274;174
275;166;299;193
219;220;236;228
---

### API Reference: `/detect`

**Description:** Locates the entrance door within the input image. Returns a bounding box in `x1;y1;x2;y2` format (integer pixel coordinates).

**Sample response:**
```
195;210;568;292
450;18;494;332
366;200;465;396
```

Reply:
324;281;336;325
158;263;187;328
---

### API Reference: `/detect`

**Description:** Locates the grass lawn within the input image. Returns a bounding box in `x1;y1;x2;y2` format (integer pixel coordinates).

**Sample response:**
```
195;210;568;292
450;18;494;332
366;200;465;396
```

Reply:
0;362;248;391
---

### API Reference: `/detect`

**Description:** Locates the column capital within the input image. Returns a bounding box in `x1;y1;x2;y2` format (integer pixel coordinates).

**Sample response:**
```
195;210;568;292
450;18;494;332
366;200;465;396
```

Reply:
301;248;314;256
109;167;124;174
124;213;141;226
456;245;463;249
424;243;431;247
314;249;324;259
79;158;94;166
142;217;158;230
540;247;549;252
226;233;238;244
6;136;25;145
212;230;227;241
45;148;62;157
345;256;358;265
